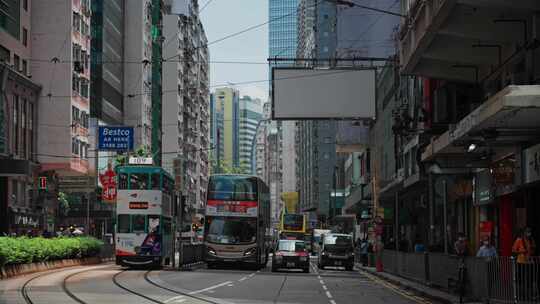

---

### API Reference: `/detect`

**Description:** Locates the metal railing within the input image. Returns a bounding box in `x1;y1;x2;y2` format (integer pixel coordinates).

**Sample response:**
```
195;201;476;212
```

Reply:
374;251;540;303
180;243;205;265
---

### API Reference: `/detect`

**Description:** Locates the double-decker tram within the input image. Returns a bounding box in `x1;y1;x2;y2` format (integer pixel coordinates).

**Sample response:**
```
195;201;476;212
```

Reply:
115;165;175;267
204;174;271;269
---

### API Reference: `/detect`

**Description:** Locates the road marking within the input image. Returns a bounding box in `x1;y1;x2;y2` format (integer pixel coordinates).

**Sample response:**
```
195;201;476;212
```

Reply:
319;279;324;285
248;273;256;278
187;281;233;295
227;284;234;287
361;271;431;304
330;300;336;304
322;285;328;291
238;276;248;282
326;291;333;299
164;296;185;303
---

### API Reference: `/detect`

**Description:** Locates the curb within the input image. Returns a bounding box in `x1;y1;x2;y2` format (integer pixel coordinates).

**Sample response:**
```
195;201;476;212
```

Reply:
356;265;456;304
0;256;111;280
179;261;205;271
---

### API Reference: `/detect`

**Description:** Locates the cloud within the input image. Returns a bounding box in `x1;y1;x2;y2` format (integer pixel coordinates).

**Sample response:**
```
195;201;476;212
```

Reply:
239;85;268;101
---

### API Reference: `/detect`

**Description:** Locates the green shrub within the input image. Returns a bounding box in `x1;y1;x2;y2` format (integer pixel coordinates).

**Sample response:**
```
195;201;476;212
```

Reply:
0;237;104;267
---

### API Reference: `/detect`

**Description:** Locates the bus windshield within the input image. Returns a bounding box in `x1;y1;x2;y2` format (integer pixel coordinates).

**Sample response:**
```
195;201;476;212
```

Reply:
207;176;258;201
283;214;304;231
205;216;257;244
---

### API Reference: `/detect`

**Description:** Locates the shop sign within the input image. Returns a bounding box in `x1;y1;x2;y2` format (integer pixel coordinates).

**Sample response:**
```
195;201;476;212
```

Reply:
491;158;515;186
524;143;540;184
474;169;493;206
13;214;40;228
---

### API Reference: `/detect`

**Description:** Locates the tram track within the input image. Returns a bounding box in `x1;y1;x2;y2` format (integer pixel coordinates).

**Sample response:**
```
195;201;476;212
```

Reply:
21;266;224;304
21;267;96;304
144;270;221;304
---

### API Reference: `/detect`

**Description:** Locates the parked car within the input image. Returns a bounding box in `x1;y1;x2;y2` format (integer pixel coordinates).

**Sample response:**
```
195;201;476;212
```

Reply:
318;233;354;271
272;239;310;273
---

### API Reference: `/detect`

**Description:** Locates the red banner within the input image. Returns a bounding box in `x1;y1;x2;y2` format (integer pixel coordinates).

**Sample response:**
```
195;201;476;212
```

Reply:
100;167;117;202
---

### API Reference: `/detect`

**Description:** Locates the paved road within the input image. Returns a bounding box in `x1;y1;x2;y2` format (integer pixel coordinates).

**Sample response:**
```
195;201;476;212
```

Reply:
0;259;435;304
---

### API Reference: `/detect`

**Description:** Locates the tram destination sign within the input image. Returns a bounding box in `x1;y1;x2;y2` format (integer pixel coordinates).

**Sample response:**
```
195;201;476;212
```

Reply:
98;126;134;151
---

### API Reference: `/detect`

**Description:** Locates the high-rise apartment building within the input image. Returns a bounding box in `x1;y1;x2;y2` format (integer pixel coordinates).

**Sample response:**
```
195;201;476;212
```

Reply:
238;96;263;174
123;0;155;153
32;0;92;175
211;87;239;170
268;0;299;220
163;0;210;213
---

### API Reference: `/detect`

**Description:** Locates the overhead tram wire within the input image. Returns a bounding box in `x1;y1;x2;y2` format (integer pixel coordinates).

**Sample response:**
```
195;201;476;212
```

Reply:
163;0;324;62
33;146;217;160
38;67;388;100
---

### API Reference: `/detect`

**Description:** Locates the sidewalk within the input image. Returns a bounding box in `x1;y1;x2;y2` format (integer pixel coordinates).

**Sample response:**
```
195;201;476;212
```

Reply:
356;264;482;304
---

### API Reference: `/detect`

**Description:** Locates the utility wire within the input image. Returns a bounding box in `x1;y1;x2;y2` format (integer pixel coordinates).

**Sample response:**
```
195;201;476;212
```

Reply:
33;146;216;160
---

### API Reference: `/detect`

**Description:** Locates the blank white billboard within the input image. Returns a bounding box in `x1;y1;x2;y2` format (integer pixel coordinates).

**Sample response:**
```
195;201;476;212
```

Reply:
272;68;376;120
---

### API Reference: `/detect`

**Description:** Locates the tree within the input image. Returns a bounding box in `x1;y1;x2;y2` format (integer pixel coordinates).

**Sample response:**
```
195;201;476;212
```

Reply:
58;192;70;216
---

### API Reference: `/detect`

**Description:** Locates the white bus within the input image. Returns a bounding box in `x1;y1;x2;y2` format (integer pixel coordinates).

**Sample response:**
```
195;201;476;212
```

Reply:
204;174;271;269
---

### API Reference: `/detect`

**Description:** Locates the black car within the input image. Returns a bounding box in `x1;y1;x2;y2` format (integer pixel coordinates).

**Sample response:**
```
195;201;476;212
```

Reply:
271;239;310;273
318;233;354;271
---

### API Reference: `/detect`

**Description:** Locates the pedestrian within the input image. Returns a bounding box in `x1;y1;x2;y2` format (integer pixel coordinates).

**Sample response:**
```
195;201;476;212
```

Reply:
360;238;369;267
476;236;497;258
512;227;536;299
454;233;468;256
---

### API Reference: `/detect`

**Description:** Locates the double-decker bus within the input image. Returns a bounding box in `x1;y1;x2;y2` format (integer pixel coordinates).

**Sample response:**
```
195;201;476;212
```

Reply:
204;174;270;269
115;165;175;267
279;213;306;240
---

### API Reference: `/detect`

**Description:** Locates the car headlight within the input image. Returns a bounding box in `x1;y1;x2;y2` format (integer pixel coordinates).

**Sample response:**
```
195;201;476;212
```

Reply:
244;247;257;256
207;247;216;255
322;252;327;256
300;256;308;262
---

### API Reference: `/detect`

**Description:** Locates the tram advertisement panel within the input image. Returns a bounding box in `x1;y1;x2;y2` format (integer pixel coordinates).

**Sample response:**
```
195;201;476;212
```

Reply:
117;190;162;214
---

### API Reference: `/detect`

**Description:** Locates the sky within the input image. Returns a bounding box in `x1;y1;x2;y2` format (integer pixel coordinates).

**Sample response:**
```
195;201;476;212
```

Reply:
200;0;269;101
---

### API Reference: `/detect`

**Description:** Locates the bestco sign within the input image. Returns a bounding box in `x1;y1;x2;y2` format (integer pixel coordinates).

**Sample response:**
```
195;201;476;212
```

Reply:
98;126;134;151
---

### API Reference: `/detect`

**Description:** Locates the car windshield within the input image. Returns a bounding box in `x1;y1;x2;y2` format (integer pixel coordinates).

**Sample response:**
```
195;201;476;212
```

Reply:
324;235;352;247
204;216;257;244
278;240;305;252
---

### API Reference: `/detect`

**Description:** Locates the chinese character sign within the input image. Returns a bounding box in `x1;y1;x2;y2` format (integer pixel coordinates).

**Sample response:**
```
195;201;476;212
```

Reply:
100;163;117;202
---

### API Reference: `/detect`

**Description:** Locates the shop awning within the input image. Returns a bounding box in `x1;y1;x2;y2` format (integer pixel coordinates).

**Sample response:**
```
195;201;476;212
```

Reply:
422;85;540;163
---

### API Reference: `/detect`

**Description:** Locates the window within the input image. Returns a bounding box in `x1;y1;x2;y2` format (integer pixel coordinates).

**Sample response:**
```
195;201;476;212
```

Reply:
130;173;149;190
28;103;33;157
22;28;27;46
151;173;161;190
21;99;26;157
23;0;28;11
118;173;128;189
80;79;89;98
117;215;130;233
72;12;80;32
0;45;9;62
21;59;27;75
13;95;18;154
13;54;20;71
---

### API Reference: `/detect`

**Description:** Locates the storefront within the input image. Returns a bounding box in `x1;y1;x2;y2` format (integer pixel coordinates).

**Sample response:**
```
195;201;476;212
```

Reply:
8;208;42;236
521;143;540;254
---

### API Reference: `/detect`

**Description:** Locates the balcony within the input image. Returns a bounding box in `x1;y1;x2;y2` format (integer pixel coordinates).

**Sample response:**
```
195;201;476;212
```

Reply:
399;0;540;82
